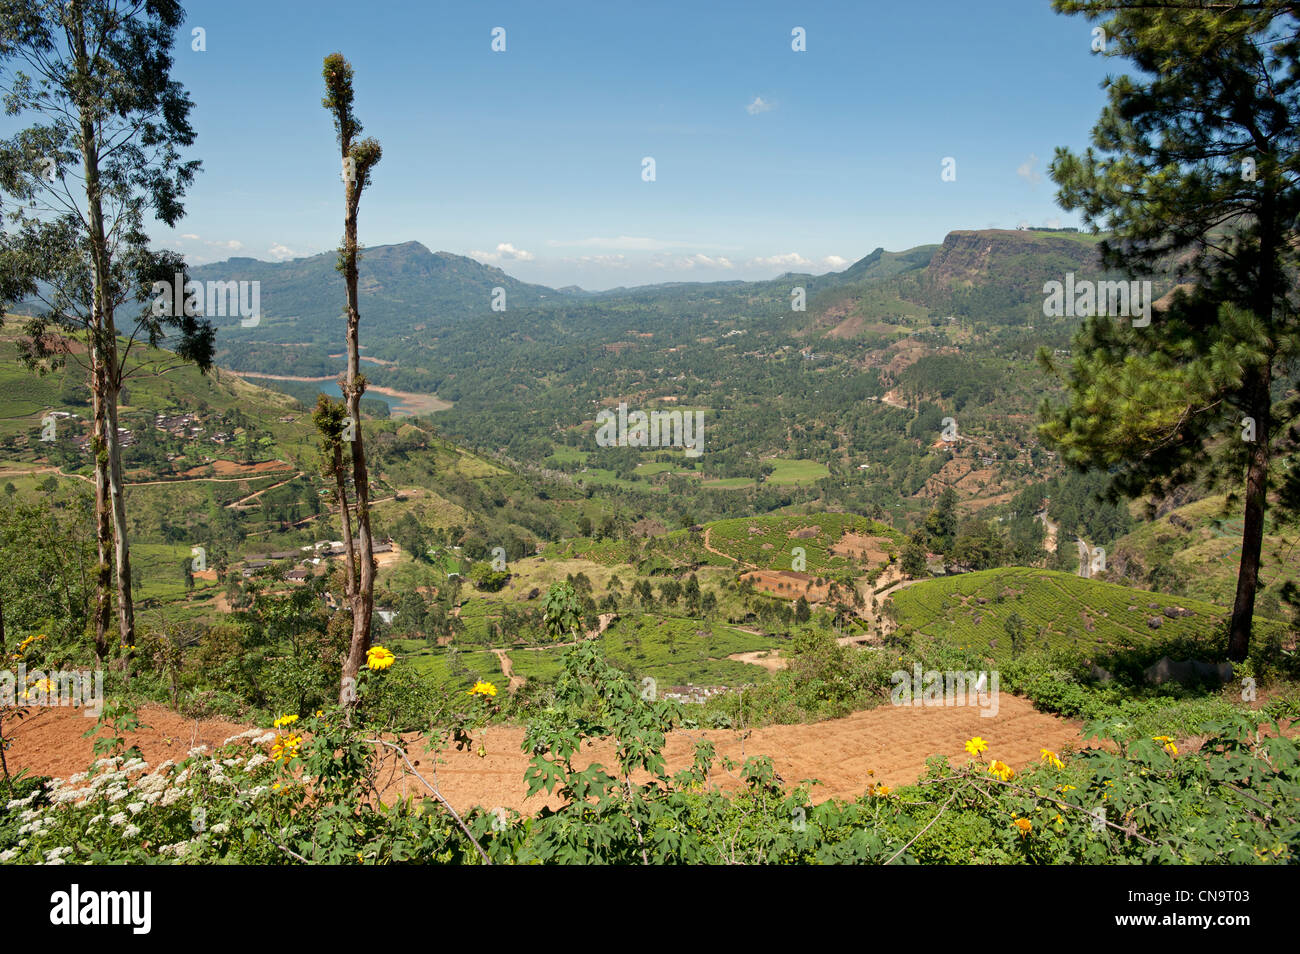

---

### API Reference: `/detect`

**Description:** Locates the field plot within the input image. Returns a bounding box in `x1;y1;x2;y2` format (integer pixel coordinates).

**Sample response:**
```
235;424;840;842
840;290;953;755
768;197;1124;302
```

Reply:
391;640;506;688
891;567;1286;661
482;615;782;690
705;513;900;573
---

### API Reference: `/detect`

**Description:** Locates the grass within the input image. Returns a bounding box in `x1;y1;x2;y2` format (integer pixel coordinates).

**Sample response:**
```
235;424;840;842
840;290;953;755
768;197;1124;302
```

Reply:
1111;493;1298;618
763;457;830;485
394;642;505;689
704;512;900;573
891;566;1286;663
479;614;782;689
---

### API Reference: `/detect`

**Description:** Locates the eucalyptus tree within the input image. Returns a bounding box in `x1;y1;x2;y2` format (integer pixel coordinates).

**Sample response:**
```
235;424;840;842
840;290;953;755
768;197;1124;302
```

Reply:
0;0;212;661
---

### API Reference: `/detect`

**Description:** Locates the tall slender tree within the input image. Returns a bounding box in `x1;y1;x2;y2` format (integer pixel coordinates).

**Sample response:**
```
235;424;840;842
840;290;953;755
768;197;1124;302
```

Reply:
1041;0;1299;660
0;0;212;661
320;53;382;706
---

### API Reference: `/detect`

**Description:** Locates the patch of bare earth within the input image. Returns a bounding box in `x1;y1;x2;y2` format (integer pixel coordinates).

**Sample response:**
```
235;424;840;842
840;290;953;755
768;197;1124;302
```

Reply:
741;569;829;602
7;697;1103;815
830;533;892;564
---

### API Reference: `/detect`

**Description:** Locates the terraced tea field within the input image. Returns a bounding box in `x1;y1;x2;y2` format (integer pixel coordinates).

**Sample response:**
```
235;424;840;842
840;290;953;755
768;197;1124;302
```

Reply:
409;615;782;691
891;567;1286;661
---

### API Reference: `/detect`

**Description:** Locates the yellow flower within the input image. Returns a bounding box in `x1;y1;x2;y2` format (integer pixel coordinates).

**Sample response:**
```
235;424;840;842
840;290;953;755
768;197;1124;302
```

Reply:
366;646;395;670
1039;748;1064;770
874;784;892;796
14;634;45;655
1057;784;1076;792
1152;735;1178;756
468;680;498;698
965;737;989;757
988;760;1015;782
1013;817;1032;837
273;713;299;729
18;677;55;701
270;733;302;762
1054;814;1065;825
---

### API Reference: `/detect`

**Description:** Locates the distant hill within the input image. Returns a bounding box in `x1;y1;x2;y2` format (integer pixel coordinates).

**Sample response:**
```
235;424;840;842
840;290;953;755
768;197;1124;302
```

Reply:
191;241;572;344
801;229;1111;338
193;228;1117;361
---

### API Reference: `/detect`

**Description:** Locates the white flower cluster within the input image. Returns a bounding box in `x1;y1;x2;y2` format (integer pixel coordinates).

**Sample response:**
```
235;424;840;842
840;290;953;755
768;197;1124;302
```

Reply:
4;729;284;864
222;729;266;745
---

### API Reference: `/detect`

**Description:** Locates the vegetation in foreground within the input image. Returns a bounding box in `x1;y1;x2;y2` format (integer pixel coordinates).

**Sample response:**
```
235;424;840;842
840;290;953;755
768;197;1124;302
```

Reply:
2;641;1297;865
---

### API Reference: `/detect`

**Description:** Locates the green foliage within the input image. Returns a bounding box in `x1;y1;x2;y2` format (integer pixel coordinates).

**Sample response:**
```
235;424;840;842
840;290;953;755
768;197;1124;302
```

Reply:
542;582;582;640
4;641;1296;865
891;567;1285;662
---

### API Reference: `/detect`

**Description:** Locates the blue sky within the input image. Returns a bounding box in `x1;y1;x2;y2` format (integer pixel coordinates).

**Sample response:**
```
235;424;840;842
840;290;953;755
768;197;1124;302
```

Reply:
152;0;1114;288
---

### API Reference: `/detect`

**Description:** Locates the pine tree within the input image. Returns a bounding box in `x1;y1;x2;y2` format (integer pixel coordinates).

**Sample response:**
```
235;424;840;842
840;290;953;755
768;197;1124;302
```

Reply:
1041;1;1300;660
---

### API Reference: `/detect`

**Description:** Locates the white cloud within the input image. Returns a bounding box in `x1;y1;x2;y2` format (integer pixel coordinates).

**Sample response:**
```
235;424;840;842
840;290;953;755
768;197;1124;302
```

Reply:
1016;153;1042;184
174;234;241;252
571;255;629;268
550;236;677;251
823;255;849;269
746;96;774;115
469;242;536;264
268;243;297;261
547;236;740;252
749;252;813;269
650;253;735;270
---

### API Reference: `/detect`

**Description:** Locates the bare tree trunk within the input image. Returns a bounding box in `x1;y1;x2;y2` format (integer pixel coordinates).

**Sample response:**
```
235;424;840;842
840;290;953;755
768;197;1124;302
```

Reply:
104;372;135;663
75;8;133;664
1228;361;1271;662
1228;178;1279;664
331;441;356;601
337;181;375;706
89;352;113;665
